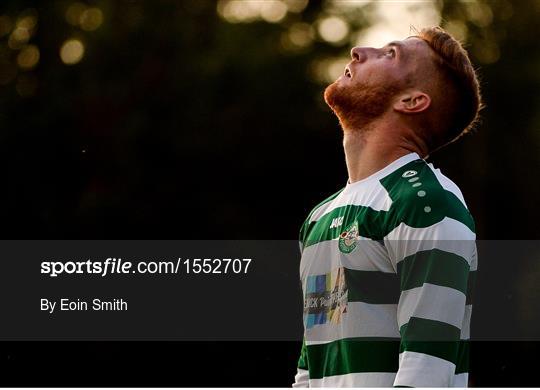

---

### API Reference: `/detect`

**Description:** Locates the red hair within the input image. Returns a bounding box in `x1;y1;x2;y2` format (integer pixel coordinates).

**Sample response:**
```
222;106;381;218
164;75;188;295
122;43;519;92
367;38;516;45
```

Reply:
416;26;483;151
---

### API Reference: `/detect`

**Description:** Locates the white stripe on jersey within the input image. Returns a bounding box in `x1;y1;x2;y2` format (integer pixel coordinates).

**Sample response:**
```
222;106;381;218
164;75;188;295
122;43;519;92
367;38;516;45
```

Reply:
397;283;467;330
305;302;400;345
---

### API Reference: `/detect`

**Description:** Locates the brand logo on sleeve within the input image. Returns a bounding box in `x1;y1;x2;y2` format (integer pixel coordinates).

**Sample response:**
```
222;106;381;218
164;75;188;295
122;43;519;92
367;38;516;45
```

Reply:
402;170;417;178
338;220;359;253
329;216;344;229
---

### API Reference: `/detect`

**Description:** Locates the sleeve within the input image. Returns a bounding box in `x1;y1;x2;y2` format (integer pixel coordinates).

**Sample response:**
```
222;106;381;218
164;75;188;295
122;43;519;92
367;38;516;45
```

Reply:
292;338;310;387
384;217;476;387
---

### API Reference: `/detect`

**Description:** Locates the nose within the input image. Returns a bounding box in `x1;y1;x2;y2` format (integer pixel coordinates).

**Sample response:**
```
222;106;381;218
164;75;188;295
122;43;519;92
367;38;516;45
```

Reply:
350;46;369;62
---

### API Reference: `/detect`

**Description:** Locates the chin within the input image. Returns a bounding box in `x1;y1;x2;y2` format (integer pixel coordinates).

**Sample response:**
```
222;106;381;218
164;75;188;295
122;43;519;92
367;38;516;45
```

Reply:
324;79;352;115
324;80;340;110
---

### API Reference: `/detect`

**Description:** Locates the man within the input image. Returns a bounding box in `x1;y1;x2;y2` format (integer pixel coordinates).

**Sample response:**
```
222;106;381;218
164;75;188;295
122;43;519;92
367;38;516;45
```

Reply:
293;27;481;387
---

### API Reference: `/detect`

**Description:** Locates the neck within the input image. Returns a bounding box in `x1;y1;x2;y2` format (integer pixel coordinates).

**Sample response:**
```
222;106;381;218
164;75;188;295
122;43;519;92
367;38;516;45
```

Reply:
343;119;427;183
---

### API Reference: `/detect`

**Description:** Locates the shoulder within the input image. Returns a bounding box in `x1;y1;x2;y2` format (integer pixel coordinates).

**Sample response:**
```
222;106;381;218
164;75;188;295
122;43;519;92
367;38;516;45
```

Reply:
303;188;344;225
299;188;344;243
379;158;475;234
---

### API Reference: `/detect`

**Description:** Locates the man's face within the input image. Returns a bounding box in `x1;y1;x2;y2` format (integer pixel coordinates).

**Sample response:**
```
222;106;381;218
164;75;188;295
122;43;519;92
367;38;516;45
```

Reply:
324;37;434;131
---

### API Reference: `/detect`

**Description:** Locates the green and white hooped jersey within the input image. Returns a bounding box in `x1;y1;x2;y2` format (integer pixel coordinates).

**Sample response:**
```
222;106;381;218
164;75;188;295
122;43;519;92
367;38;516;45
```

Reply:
293;153;477;388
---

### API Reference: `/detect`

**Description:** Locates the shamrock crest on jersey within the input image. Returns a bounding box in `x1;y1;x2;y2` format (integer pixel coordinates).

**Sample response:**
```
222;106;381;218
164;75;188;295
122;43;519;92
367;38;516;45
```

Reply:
338;220;359;253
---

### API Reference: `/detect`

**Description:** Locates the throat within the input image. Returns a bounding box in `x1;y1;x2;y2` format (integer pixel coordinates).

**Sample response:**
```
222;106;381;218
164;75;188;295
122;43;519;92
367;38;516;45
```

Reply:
343;129;419;183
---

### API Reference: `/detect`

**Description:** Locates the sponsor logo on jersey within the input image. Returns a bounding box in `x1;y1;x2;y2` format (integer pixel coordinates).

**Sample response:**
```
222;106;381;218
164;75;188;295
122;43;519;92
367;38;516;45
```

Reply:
304;267;348;329
338;220;359;253
329;216;344;229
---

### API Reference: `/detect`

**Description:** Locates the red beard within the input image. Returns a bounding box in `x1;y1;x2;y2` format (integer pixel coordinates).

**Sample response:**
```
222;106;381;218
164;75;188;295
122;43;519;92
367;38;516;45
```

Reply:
324;78;400;131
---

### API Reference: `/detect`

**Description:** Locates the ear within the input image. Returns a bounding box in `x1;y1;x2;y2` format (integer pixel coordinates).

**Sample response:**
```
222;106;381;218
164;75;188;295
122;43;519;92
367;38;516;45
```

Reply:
393;91;431;114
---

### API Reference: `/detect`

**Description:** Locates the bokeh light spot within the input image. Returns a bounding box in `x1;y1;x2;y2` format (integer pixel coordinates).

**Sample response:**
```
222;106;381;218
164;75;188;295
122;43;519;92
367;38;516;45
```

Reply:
284;0;308;14
17;44;40;70
281;23;314;52
217;0;258;23
327;57;349;82
60;39;85;65
261;1;288;23
318;16;349;43
310;57;349;84
8;27;31;49
465;2;493;28
217;0;289;24
16;14;37;31
80;8;103;31
289;22;314;47
444;20;468;42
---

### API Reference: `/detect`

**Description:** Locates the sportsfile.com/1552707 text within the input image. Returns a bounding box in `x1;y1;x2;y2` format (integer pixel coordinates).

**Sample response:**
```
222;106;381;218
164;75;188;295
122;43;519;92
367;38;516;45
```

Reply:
40;258;252;277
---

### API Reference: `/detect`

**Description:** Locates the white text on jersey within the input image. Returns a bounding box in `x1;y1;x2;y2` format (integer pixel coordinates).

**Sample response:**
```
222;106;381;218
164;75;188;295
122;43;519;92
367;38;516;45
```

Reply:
330;216;344;229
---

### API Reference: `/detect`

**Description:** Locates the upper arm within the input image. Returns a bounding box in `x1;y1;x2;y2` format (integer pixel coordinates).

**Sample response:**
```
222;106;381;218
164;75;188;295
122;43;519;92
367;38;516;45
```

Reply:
384;207;476;387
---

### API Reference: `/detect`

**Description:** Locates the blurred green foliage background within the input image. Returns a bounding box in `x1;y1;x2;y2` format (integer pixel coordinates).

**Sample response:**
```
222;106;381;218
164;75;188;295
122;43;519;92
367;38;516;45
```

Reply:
0;0;538;239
